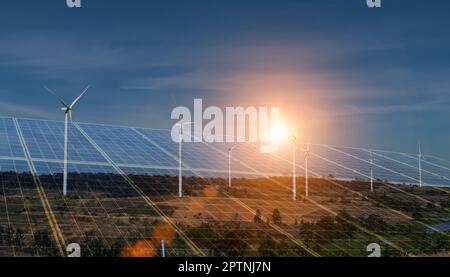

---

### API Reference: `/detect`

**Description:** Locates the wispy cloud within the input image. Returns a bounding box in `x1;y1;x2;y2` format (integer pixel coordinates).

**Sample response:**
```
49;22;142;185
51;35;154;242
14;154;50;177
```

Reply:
317;98;450;118
0;101;51;118
0;34;173;80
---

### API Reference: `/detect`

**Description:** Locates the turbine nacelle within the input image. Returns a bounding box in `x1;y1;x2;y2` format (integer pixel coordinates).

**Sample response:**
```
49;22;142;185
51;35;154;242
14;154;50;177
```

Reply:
45;85;90;116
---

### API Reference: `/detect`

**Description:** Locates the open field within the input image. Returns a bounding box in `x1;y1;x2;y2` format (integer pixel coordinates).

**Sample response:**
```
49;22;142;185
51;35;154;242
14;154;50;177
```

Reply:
1;172;449;257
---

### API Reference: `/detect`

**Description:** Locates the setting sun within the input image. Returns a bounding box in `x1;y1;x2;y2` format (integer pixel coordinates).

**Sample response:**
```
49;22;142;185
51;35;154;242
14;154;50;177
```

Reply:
270;123;288;142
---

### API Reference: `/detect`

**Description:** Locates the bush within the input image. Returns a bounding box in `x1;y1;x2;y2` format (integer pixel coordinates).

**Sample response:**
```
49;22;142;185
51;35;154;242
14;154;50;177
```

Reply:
271;209;282;225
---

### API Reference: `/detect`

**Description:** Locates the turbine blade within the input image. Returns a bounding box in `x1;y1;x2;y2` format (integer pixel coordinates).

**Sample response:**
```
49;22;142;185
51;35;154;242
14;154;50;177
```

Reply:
70;85;90;109
45;86;69;108
69;110;74;123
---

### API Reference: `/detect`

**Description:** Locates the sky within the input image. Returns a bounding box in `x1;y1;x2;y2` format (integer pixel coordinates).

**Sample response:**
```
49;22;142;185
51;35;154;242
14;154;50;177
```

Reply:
0;0;449;157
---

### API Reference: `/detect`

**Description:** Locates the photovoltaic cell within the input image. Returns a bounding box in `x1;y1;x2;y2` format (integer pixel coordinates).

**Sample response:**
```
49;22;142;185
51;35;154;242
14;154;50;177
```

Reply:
16;119;107;163
0;118;24;158
78;124;177;167
135;128;257;173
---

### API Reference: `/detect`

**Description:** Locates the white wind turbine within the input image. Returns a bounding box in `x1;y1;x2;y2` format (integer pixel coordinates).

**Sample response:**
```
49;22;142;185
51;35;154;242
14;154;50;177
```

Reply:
304;142;310;198
289;129;299;201
418;143;423;187
45;86;90;196
369;148;374;193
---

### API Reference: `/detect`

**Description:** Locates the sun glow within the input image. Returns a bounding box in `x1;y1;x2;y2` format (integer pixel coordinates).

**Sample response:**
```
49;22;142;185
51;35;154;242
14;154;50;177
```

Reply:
270;123;288;142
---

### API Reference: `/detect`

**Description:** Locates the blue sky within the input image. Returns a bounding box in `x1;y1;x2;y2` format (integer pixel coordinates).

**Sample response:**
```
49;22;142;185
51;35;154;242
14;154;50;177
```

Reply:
0;0;449;157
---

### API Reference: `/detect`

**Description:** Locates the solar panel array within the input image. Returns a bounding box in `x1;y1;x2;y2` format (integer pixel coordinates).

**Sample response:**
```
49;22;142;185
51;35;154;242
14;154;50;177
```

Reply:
2;117;448;186
0;116;449;257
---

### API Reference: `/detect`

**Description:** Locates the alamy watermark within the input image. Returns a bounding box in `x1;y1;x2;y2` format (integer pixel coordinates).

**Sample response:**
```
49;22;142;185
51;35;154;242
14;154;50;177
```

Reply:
367;0;382;8
67;243;81;257
171;99;283;154
66;0;81;8
367;243;381;257
66;1;380;9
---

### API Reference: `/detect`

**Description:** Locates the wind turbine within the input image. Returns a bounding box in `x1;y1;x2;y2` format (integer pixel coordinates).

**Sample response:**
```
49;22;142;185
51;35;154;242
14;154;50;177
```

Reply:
289;130;299;201
45;86;90;196
176;122;193;197
369;148;374;193
304;143;310;198
228;145;238;188
418;143;423;187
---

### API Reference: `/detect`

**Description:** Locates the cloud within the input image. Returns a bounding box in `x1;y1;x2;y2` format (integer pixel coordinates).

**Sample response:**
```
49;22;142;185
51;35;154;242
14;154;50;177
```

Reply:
0;36;116;67
316;98;450;118
0;101;51;118
0;34;173;80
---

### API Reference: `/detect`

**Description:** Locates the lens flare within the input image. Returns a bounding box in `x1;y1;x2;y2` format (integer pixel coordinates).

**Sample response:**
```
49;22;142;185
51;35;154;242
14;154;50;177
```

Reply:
151;223;176;247
270;123;288;141
120;240;157;257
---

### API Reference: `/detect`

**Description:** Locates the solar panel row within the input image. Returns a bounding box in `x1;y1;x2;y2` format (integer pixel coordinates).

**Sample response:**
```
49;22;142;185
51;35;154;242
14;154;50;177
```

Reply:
0;117;448;187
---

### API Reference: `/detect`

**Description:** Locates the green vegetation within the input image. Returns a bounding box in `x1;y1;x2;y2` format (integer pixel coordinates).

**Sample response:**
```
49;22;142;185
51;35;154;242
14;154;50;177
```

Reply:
0;172;449;257
183;209;450;257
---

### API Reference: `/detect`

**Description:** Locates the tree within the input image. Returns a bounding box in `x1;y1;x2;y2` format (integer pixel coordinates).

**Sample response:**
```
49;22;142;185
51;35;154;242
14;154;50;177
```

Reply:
317;216;334;230
299;221;319;245
363;214;388;232
335;210;356;239
33;230;53;254
272;209;282;225
13;228;24;247
4;226;13;244
258;236;278;257
0;225;4;244
110;236;126;257
210;222;249;257
412;210;424;220
316;216;336;242
84;233;111;257
254;209;263;224
426;202;436;210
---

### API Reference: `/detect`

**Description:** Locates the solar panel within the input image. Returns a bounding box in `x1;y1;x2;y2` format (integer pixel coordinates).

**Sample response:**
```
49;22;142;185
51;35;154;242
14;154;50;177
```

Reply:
0;117;449;186
78;124;177;168
0;118;24;158
17;119;107;163
0;159;58;256
32;161;199;256
0;116;449;257
135;128;232;171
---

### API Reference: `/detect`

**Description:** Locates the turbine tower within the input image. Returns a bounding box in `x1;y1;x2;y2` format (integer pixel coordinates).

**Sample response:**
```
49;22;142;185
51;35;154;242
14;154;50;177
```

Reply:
228;145;237;188
305;143;310;198
418;143;423;187
45;86;90;196
369;148;374;193
290;130;298;201
176;122;193;197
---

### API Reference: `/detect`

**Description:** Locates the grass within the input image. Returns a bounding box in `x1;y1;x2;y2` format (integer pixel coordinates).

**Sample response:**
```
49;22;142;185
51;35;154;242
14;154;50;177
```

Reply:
0;172;449;257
